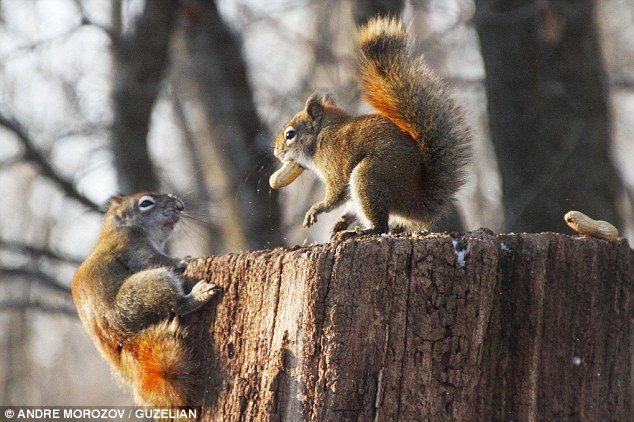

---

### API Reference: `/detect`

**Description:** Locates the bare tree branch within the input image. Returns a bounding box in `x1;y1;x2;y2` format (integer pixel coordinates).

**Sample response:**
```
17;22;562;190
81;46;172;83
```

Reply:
0;241;83;265
0;300;77;317
0;267;72;296
69;0;120;45
0;24;84;62
0;112;102;213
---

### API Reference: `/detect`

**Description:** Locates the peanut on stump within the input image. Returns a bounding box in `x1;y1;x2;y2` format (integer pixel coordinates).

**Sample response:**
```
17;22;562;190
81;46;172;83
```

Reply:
564;210;618;241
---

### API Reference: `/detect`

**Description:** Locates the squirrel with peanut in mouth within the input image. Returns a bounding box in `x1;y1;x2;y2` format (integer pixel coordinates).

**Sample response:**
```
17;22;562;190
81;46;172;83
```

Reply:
269;17;471;239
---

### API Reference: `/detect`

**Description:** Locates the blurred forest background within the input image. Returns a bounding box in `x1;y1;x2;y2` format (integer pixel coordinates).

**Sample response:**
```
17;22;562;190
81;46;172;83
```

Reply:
1;0;633;406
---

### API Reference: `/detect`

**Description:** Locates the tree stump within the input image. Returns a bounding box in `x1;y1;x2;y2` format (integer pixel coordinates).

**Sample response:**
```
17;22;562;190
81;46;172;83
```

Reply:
183;232;633;421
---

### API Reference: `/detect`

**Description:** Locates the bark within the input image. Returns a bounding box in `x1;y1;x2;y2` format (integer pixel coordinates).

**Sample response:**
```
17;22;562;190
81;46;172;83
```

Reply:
110;0;179;193
474;1;623;233
183;232;634;421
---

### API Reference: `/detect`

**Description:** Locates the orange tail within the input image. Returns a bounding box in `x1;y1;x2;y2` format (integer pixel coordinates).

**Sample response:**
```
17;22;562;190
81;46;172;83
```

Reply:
123;319;199;407
357;17;471;218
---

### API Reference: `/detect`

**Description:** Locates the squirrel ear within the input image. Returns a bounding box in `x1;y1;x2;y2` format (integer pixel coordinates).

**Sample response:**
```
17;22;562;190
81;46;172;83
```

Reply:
104;195;124;213
305;93;325;126
323;94;336;106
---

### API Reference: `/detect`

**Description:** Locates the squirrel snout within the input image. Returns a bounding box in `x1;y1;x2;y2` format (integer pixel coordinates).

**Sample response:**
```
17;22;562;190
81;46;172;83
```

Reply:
170;195;185;211
165;194;185;211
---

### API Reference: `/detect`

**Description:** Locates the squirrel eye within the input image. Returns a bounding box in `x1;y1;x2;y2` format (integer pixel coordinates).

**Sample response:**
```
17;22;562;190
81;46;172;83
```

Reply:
284;127;297;144
137;196;155;211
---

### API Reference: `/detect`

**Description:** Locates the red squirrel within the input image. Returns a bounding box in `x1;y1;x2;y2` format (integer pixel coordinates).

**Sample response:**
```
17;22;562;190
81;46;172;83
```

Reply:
269;17;470;239
72;193;219;408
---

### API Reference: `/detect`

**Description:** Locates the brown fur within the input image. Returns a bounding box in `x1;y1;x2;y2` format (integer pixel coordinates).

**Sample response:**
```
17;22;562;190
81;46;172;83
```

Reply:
72;193;217;412
272;17;470;238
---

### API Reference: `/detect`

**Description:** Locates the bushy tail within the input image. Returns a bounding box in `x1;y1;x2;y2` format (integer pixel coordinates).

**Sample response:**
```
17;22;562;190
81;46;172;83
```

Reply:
358;17;470;217
122;319;199;409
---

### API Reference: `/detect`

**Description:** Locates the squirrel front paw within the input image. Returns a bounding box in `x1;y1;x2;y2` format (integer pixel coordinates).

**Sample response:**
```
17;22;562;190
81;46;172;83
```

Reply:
303;208;320;228
191;280;220;303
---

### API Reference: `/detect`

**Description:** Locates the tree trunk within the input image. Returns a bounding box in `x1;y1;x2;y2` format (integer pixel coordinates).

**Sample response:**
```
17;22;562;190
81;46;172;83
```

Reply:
177;0;283;251
110;0;179;193
183;232;633;421
474;1;623;233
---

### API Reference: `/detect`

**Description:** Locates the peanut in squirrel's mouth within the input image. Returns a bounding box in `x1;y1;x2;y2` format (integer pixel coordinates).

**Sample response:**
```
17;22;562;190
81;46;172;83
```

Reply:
269;160;304;189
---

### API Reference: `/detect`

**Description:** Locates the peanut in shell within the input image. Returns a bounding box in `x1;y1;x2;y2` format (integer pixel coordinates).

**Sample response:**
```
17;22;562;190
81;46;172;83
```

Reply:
269;161;304;189
564;210;618;241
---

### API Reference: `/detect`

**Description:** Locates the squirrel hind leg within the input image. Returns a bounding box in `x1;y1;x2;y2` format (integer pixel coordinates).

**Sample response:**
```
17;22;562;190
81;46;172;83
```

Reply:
330;203;360;238
346;160;391;235
333;226;385;241
388;214;428;233
390;223;407;234
331;204;389;241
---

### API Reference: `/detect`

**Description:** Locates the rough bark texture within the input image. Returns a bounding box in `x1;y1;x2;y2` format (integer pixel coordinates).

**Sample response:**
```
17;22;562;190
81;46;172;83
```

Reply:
183;232;633;421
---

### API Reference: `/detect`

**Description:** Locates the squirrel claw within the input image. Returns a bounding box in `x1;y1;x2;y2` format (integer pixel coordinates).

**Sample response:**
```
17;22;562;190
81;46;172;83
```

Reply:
333;226;384;241
192;280;220;302
332;226;363;241
303;211;318;228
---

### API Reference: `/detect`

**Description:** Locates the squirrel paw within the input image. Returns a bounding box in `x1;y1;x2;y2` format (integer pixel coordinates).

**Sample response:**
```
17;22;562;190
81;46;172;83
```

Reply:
330;214;352;238
333;227;383;241
191;280;220;302
303;209;319;228
332;226;363;241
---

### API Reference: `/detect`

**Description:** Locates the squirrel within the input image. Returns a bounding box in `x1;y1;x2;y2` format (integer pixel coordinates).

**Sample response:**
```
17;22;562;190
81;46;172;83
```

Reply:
72;192;219;409
268;17;470;239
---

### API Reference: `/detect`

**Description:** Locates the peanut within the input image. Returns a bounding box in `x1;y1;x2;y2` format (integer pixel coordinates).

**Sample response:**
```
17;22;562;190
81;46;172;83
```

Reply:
564;210;618;241
269;161;304;189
